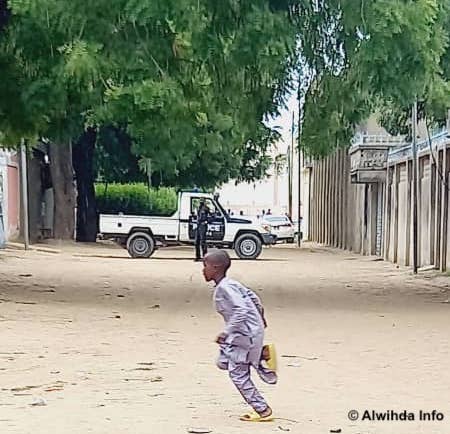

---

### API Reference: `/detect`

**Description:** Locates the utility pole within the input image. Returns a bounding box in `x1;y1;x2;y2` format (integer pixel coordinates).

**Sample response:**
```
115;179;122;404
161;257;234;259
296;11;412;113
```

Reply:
20;139;30;250
412;101;418;274
288;111;294;219
297;103;302;248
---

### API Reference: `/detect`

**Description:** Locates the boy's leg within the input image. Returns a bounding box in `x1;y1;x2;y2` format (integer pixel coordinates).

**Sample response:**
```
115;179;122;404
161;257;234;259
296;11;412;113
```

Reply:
255;363;277;385
228;360;269;415
216;345;229;370
257;345;277;384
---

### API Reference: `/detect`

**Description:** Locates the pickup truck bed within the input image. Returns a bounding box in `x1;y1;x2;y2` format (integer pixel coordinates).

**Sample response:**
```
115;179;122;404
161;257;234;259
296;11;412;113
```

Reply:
100;214;179;240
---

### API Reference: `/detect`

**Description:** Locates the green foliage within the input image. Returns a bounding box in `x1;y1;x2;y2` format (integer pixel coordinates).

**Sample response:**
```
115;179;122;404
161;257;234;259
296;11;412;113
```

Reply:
93;0;298;183
94;126;146;184
95;183;177;216
1;0;299;185
1;0;449;173
0;0;9;32
298;0;450;156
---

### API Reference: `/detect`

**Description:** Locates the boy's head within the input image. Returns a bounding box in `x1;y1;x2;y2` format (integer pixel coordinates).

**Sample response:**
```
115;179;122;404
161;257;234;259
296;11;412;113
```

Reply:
202;249;231;282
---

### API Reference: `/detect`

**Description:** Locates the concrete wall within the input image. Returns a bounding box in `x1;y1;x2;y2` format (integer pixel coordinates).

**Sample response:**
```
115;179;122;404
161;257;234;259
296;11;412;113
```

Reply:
7;161;20;239
0;150;20;241
308;148;381;255
308;136;450;270
384;144;450;271
0;153;6;245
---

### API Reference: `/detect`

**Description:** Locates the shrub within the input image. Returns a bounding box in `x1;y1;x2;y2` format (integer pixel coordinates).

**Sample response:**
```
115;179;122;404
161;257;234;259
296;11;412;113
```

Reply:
95;183;177;216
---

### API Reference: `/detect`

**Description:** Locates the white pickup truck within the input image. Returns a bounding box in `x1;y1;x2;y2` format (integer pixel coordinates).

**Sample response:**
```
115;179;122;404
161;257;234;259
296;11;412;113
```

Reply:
99;191;276;259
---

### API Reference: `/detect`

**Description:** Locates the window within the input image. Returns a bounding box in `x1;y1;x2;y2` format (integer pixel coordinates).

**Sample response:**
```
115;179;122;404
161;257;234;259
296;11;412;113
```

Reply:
191;198;222;217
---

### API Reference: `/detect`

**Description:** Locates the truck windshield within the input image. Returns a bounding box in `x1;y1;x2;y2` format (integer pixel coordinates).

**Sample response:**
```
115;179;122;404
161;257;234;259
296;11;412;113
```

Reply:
213;198;229;218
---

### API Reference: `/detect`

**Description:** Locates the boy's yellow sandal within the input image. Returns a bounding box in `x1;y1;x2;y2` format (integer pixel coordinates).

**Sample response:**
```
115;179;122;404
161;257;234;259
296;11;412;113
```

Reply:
240;411;274;422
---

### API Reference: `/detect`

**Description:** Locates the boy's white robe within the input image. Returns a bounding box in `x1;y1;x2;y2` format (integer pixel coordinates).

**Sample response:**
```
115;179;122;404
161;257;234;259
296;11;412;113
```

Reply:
213;277;265;367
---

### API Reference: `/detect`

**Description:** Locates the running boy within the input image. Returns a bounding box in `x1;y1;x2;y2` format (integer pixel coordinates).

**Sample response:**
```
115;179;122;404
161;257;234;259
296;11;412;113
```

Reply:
202;249;277;422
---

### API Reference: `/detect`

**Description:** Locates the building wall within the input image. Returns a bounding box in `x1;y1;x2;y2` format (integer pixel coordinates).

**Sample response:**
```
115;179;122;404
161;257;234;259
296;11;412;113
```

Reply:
383;142;450;271
218;159;299;219
10;156;19;240
0;153;6;245
308;135;450;271
0;150;20;241
7;159;20;239
308;148;377;254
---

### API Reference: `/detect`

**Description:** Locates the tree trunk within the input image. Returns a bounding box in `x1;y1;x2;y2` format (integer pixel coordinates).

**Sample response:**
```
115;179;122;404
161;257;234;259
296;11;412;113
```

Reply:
72;128;98;242
49;142;76;239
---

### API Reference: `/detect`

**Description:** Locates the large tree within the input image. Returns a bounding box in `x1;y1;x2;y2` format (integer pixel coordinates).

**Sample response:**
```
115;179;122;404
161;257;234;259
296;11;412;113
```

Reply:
297;0;450;156
1;0;449;241
1;0;299;240
91;1;297;182
0;0;109;239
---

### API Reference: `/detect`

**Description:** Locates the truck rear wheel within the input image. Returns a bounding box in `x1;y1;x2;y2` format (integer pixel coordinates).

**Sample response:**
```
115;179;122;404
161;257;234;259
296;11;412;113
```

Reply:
234;233;262;260
127;232;155;258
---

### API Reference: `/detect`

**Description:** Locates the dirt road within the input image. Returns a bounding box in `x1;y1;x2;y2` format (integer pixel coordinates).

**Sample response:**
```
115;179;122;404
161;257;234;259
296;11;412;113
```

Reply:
0;243;449;433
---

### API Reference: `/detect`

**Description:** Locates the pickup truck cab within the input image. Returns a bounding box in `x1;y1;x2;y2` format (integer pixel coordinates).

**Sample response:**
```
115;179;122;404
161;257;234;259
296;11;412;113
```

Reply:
99;191;276;259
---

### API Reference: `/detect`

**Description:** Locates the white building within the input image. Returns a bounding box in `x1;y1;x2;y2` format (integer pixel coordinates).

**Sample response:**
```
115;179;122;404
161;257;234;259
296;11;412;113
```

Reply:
218;93;305;228
218;163;287;217
218;141;301;215
0;149;20;242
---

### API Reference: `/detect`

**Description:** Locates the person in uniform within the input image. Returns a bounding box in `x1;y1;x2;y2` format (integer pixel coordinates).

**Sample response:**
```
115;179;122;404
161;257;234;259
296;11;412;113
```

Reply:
195;200;209;261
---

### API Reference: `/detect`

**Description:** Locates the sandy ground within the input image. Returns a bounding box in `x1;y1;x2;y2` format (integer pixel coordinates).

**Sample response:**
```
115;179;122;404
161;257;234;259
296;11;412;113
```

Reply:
0;242;450;434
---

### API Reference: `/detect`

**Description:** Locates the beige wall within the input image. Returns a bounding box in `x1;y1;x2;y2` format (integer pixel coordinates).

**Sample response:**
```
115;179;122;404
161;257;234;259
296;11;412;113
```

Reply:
308;148;381;256
0;150;20;241
384;145;450;271
308;139;450;271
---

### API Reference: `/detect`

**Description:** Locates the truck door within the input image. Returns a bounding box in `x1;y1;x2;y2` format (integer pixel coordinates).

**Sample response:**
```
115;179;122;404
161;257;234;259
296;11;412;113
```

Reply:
190;197;225;242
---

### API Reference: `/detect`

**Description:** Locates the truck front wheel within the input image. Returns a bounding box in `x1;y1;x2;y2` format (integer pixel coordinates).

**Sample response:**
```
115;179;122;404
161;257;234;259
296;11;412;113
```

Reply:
127;232;155;258
234;234;262;260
